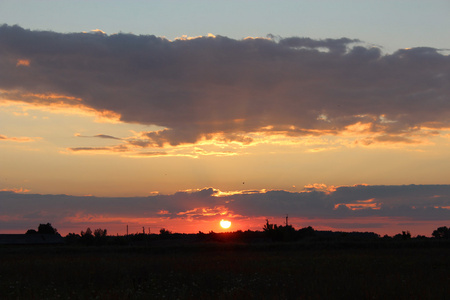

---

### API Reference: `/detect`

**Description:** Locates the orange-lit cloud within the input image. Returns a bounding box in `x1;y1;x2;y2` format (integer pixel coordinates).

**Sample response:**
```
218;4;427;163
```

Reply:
66;132;247;158
90;29;106;35
23;92;82;102
303;184;337;194
0;188;30;193
334;198;381;210
177;205;230;218
212;189;268;197
16;59;30;66
174;33;216;41
0;96;121;124
0;134;35;142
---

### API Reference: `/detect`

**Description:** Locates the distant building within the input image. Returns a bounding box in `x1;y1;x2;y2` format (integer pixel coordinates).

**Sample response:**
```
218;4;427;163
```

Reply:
0;234;65;245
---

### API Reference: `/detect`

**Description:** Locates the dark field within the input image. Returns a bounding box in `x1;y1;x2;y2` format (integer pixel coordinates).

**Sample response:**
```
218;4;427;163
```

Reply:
1;243;449;299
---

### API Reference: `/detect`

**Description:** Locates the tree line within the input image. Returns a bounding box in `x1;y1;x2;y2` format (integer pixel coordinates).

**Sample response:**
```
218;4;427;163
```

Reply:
25;222;450;246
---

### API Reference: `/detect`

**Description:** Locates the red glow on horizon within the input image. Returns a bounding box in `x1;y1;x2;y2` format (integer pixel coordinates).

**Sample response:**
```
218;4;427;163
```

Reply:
1;215;442;238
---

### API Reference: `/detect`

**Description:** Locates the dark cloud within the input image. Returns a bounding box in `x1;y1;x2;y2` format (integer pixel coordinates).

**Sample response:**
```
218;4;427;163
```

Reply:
357;135;420;146
1;25;450;147
0;185;449;232
75;134;122;140
94;134;122;140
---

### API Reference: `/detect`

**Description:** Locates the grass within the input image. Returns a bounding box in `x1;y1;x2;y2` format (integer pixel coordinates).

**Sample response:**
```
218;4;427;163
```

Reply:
1;243;449;299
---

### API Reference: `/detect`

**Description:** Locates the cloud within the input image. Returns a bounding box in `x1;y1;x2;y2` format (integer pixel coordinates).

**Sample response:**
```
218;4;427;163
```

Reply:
132;151;167;157
69;147;112;152
68;145;128;153
94;134;121;140
1;25;450;148
278;37;359;54
0;188;30;193
16;59;30;67
89;29;107;35
0;185;448;232
0;134;34;142
357;135;419;146
75;133;122;140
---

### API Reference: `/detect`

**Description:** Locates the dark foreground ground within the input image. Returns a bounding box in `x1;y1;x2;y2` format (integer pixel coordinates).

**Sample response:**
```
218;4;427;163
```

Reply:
1;242;449;299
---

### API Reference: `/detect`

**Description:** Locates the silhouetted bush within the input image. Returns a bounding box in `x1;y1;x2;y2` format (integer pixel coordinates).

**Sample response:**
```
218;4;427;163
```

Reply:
80;227;94;245
37;223;58;234
159;228;173;239
92;228;108;245
394;231;411;240
65;233;81;244
297;226;316;239
94;228;107;238
263;219;296;241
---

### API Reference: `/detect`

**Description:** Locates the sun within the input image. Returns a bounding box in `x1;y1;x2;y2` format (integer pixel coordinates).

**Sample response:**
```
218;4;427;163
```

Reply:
220;219;231;229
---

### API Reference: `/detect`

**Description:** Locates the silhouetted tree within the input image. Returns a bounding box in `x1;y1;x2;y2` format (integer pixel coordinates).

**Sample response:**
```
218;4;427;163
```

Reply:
297;226;315;238
80;227;94;245
159;228;172;239
402;231;411;239
25;229;38;234
280;224;296;241
263;219;296;241
263;219;276;232
394;231;411;240
38;223;58;234
94;228;107;238
92;228;108;245
159;228;172;235
263;219;279;240
432;226;450;239
81;227;93;237
64;233;81;244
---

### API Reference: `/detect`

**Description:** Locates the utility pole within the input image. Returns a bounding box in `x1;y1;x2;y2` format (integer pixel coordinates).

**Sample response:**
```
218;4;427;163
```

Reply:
126;225;128;236
285;214;288;226
142;227;145;234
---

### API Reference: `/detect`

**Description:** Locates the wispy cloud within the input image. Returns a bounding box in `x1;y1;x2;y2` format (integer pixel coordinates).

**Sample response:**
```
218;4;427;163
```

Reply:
0;188;30;193
68;145;128;153
0;134;35;142
75;133;122;140
1;25;449;149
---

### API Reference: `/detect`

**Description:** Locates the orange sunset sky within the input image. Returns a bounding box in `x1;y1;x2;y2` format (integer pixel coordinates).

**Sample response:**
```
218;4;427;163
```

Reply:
1;1;449;236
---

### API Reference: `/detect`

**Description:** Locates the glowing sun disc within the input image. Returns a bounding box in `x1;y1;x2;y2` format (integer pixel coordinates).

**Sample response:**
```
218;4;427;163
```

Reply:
220;219;231;229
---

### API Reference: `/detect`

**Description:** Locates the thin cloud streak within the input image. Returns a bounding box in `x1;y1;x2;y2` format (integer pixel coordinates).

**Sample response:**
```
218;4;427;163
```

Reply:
0;134;35;142
1;25;449;149
74;133;123;140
